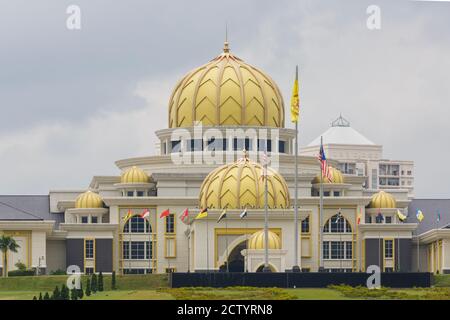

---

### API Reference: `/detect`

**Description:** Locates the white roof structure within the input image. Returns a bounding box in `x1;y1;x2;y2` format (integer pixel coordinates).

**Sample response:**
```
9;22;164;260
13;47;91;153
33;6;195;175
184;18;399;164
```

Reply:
307;115;375;146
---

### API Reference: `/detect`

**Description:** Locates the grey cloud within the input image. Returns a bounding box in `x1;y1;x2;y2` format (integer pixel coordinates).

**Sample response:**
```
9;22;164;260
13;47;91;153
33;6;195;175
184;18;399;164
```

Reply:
0;0;449;197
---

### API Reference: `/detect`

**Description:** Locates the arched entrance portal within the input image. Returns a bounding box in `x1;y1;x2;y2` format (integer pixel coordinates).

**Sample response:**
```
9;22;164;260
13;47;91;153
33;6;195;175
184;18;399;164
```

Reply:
226;241;247;272
255;263;277;272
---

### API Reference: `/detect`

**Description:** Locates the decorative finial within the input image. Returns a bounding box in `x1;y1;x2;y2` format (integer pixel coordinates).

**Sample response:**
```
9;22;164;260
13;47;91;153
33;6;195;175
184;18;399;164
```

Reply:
243;148;248;159
223;23;230;53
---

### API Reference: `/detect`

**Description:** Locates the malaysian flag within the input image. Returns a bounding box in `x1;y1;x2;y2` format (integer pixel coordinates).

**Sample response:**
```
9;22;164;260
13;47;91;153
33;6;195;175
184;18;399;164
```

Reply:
317;141;332;182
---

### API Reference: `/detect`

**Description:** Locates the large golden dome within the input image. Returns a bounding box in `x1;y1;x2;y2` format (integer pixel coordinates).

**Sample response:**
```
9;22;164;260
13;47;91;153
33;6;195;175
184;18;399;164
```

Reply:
248;230;281;250
368;191;397;209
168;42;285;128
312;166;345;184
199;154;290;209
75;190;104;209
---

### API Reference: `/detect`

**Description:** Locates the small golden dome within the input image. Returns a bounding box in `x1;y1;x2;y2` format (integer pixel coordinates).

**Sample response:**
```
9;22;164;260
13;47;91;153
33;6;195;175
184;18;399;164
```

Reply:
312;166;344;184
75;190;103;209
168;42;284;128
368;191;397;209
248;230;281;250
199;155;290;209
121;166;149;184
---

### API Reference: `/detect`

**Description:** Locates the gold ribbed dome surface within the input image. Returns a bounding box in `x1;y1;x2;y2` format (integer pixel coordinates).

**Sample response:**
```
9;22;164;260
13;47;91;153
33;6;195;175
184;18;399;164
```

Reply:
368;191;397;209
168;42;284;128
199;155;290;209
248;230;281;250
75;190;103;209
121;166;149;184
312;166;344;184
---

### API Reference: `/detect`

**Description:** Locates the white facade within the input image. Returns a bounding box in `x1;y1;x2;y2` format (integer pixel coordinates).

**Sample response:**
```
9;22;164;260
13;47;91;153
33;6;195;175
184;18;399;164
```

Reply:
300;115;414;196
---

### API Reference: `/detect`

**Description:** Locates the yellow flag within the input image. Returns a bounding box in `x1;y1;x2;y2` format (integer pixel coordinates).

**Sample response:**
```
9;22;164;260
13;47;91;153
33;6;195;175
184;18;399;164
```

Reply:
290;66;300;123
195;208;208;220
416;209;424;222
122;209;133;222
397;209;407;222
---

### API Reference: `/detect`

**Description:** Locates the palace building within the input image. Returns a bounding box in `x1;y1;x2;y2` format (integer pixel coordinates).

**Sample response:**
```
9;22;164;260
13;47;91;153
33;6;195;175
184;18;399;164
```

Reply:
1;42;449;276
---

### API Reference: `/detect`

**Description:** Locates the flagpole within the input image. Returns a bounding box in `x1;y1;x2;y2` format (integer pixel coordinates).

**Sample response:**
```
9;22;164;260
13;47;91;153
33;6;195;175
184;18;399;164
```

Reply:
416;226;420;272
206;215;209;273
319;136;324;272
187;218;191;273
378;231;381;271
397;231;400;272
293;65;300;273
149;214;152;273
225;214;229;272
245;218;249;272
263;155;270;272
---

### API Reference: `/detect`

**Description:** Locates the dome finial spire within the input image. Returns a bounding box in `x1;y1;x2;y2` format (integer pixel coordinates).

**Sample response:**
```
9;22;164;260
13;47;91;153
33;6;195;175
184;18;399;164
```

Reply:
223;23;230;53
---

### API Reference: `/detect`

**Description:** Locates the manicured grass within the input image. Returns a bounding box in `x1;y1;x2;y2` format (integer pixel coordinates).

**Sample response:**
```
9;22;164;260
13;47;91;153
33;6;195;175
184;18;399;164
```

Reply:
0;274;449;300
287;288;354;300
85;290;174;300
0;274;168;292
434;274;450;287
0;291;37;300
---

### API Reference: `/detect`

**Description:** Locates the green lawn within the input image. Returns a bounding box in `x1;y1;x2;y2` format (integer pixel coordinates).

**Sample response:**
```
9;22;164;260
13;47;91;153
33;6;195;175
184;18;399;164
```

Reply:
0;274;448;300
0;274;168;292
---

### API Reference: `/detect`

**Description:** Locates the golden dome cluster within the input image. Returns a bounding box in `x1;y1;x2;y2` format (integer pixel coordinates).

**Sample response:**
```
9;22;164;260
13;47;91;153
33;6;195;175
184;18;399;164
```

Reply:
168;42;284;128
120;166;149;184
75;190;103;209
368;191;397;209
312;166;344;184
199;155;290;210
248;230;281;250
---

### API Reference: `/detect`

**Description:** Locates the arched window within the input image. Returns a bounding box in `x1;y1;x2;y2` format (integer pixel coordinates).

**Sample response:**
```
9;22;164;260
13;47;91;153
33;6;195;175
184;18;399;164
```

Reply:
123;216;151;233
323;214;352;233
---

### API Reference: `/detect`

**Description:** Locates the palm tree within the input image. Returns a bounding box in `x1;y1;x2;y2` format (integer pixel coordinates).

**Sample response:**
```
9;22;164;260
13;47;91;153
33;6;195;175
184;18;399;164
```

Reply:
0;235;20;277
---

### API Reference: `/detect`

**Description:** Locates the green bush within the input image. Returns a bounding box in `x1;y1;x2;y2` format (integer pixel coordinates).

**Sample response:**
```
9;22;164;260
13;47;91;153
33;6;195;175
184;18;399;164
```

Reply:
49;269;66;275
98;272;104;291
8;269;35;277
85;278;91;296
328;284;417;300
91;274;97;293
15;262;27;271
111;271;117;290
52;286;61;300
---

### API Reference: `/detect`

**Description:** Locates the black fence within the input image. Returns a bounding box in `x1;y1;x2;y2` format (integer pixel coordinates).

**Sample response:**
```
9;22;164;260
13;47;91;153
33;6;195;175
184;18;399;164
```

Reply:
170;272;432;288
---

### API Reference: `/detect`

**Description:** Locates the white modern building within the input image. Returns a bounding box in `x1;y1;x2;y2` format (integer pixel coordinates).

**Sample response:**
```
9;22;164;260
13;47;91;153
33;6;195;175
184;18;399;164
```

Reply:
300;115;414;196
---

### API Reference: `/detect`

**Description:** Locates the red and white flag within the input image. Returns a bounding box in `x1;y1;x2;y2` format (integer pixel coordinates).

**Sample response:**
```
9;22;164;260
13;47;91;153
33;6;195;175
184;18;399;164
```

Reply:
180;208;189;223
140;209;150;219
159;209;170;218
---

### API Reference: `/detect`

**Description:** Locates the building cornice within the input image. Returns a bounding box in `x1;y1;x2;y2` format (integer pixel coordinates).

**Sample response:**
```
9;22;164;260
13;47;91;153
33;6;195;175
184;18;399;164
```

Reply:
0;220;55;234
358;223;418;232
417;229;450;244
102;196;199;207
59;223;119;232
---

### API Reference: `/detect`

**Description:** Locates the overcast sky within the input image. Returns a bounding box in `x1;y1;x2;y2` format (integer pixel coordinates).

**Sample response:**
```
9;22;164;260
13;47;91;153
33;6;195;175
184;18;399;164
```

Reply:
0;0;449;197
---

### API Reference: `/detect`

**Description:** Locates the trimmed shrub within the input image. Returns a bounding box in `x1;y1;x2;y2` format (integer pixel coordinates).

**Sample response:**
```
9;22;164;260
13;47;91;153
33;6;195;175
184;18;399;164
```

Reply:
8;269;35;277
53;286;61;300
85;278;91;296
70;288;78;300
112;271;117;290
98;272;104;292
91;273;98;293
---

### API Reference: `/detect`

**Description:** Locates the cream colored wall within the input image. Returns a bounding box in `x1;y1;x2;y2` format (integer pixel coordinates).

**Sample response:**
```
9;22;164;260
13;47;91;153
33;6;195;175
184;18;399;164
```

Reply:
31;231;47;269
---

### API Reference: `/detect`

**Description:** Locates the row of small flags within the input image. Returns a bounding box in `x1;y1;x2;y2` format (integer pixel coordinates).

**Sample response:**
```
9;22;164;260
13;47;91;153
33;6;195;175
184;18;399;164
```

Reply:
123;206;436;225
353;208;431;225
121;207;248;224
